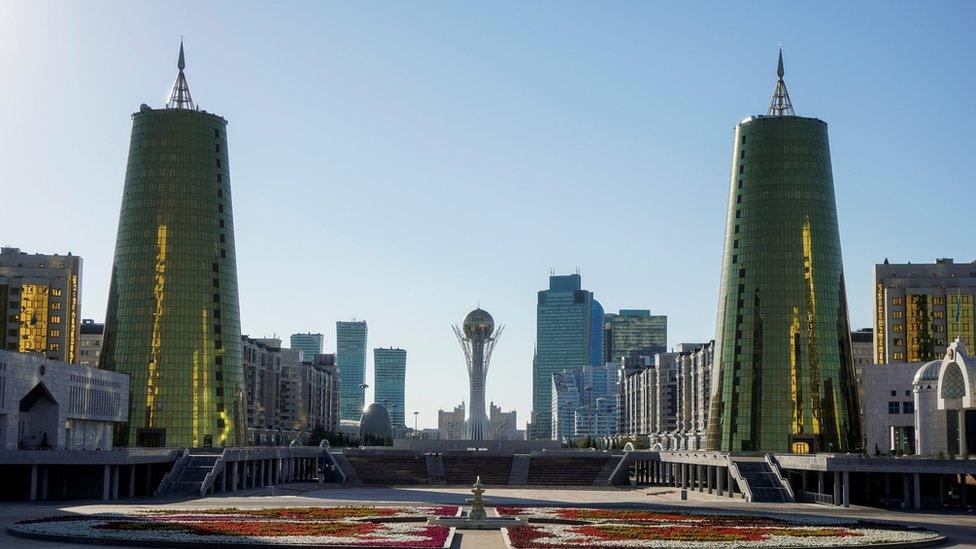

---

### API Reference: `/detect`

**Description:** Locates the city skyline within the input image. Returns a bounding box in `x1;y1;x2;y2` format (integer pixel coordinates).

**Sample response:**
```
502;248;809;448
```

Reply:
2;2;975;430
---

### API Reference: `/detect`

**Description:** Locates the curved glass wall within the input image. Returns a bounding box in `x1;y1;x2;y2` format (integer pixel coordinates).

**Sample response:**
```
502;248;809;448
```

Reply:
705;116;861;453
101;108;244;448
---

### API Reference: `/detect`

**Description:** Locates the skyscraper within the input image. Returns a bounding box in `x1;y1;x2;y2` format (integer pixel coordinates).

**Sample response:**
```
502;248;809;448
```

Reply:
603;309;667;364
337;320;367;420
101;43;245;448
290;332;324;362
705;51;861;453
373;347;406;427
453;308;503;439
0;247;82;364
532;274;604;440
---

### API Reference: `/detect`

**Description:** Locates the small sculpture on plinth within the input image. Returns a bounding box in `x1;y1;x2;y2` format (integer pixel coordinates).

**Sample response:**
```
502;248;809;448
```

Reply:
467;476;488;521
427;474;526;529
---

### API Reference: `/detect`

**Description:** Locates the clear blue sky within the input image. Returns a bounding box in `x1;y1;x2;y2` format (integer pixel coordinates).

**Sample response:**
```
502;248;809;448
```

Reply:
1;1;974;430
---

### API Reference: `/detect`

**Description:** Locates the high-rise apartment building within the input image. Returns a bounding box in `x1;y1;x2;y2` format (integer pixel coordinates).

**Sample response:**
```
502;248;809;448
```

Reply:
874;258;976;364
101;44;245;448
438;403;466;440
0;247;82;363
604;309;667;364
290;332;324;362
706;51;861;453
532;274;603;440
337;320;368;420
488;402;517;441
79;319;104;368
373;347;406;427
241;336;339;445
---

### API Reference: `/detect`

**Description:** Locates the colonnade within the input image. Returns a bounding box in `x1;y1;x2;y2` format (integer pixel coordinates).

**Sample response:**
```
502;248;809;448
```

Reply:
631;459;742;498
216;456;324;494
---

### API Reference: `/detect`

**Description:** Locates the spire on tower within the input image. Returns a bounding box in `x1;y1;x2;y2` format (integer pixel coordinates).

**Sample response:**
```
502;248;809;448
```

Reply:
166;40;195;110
767;47;795;116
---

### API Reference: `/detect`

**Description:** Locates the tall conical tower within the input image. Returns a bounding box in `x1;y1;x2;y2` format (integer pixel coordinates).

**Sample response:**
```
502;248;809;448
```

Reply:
101;42;245;448
705;51;861;453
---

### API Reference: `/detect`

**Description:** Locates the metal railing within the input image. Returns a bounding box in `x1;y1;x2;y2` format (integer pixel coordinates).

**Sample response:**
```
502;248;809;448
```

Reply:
764;453;795;502
725;458;752;501
155;448;190;496
199;448;228;497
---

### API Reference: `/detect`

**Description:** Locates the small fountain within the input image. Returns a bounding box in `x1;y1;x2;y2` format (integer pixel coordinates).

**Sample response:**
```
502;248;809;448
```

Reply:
427;476;527;530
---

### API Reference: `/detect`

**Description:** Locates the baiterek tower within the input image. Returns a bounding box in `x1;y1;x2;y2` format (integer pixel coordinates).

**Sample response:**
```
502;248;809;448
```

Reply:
101;42;245;448
705;51;861;454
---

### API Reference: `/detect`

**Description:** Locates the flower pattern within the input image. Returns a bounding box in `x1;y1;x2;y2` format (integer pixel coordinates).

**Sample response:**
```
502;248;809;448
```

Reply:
498;507;940;548
11;507;457;548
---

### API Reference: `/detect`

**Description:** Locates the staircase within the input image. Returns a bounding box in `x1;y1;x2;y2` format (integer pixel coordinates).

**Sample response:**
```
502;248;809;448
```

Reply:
442;455;513;485
731;458;792;502
509;454;530;485
526;456;612;486
330;453;361;485
426;454;446;485
345;453;429;485
593;455;623;486
162;451;224;497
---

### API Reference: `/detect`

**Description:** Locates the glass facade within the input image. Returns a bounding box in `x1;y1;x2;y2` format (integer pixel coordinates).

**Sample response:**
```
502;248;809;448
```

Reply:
604;309;668;364
290;332;323;362
706;115;861;453
531;274;603;440
0;248;83;363
873;260;976;364
101;107;244;448
337;320;367;420
373;347;406;427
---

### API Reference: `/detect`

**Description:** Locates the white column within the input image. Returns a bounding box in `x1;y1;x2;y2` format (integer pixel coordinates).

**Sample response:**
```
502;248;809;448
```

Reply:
29;465;38;501
959;409;968;459
913;473;921;510
842;471;850;507
102;465;111;501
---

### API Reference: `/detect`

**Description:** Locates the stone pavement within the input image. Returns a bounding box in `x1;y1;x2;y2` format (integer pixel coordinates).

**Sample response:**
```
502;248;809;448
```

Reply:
1;484;973;548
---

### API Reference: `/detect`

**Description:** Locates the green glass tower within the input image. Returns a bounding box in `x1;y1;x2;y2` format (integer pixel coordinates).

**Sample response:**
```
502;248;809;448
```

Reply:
705;51;861;454
101;43;245;448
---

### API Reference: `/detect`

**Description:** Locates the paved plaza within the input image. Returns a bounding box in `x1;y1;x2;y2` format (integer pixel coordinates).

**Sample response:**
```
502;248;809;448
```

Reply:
1;484;973;548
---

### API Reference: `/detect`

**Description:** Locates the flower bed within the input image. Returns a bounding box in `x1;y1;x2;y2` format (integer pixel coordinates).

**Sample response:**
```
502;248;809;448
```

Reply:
498;507;941;548
147;505;460;521
10;506;457;548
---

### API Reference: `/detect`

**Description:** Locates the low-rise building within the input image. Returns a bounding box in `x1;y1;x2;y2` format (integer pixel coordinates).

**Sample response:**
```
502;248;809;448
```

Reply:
0;349;128;450
860;361;922;454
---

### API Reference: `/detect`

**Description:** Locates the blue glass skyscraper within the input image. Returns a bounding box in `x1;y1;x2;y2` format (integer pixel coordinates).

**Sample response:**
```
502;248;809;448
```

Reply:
290;332;323;362
337;320;368;421
373;347;407;427
531;274;604;440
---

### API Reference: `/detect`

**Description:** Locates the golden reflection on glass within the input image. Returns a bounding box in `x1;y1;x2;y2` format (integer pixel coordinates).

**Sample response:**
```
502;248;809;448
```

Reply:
790;306;802;435
147;223;167;428
875;283;886;363
802;218;822;435
68;273;79;363
19;283;49;353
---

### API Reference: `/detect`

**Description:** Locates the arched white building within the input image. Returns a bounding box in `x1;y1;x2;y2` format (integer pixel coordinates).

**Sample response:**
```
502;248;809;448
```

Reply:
914;338;976;457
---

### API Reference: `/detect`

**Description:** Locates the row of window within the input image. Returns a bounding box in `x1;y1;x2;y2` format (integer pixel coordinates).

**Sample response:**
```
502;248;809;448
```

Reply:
888;401;915;414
